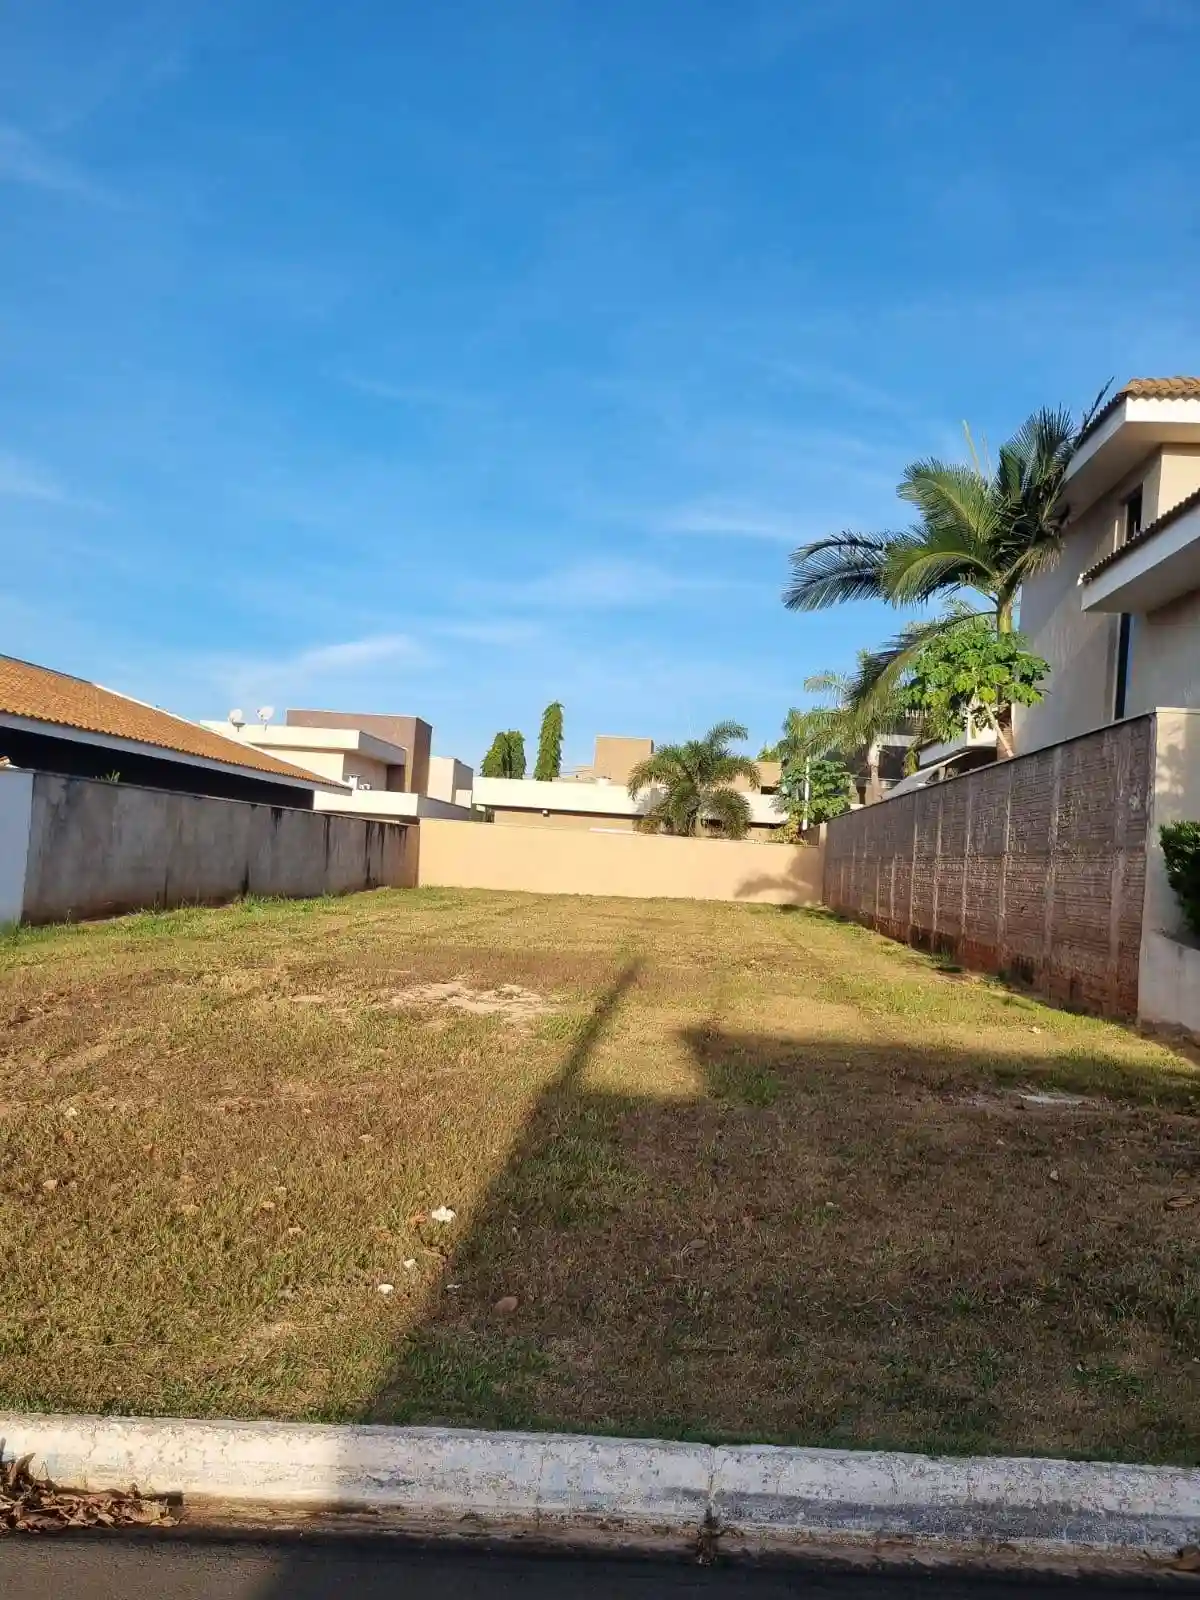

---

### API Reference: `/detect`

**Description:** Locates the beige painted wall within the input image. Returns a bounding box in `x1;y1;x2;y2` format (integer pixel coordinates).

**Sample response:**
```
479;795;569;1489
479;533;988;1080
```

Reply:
1015;458;1152;753
1145;443;1200;522
1127;591;1200;719
490;807;781;840
341;754;390;790
1124;446;1200;721
273;747;343;783
491;807;635;832
416;817;822;905
286;710;430;794
731;759;780;793
592;735;653;785
426;755;473;805
272;747;390;790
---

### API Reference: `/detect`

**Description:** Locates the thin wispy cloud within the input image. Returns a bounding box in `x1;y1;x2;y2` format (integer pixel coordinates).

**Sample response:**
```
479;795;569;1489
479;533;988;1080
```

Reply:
0;451;100;509
340;374;487;411
0;124;115;204
764;360;918;421
471;559;735;611
292;634;425;672
655;501;807;541
436;620;544;646
207;633;429;708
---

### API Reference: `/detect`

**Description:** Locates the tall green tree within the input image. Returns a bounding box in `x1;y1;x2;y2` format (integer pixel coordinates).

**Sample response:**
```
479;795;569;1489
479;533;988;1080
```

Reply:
627;721;760;839
533;701;564;781
778;756;854;828
899;618;1049;759
783;395;1108;709
770;652;932;801
480;730;527;778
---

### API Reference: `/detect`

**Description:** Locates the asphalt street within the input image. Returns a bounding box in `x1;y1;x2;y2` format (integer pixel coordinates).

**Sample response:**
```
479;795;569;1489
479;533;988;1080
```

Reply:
0;1538;1183;1599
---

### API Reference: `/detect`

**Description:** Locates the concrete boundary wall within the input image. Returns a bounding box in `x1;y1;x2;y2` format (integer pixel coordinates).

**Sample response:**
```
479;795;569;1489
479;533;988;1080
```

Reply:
823;717;1154;1019
17;771;412;924
0;768;33;923
1138;706;1200;1031
416;816;822;906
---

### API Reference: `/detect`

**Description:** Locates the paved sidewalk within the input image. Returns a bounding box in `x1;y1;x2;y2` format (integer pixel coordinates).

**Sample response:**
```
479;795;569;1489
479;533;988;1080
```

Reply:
0;1539;1183;1598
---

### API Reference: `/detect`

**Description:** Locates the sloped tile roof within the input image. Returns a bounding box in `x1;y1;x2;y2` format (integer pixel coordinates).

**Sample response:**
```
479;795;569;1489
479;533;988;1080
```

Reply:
1075;376;1200;448
1079;484;1200;585
0;654;330;786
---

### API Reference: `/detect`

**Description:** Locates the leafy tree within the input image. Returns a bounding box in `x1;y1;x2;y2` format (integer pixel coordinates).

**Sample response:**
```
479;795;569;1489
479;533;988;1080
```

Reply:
480;730;527;778
898;619;1049;759
779;755;854;827
533;701;564;781
770;653;931;803
627;720;760;839
1160;822;1200;940
783;395;1108;712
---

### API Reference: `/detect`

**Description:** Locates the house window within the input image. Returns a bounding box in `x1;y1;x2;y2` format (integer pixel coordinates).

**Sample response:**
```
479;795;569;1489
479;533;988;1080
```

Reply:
1113;613;1133;720
1123;487;1143;543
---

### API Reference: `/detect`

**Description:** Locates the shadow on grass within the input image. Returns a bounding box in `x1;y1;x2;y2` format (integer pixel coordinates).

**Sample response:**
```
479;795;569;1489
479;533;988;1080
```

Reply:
368;1010;1197;1437
258;991;1200;1593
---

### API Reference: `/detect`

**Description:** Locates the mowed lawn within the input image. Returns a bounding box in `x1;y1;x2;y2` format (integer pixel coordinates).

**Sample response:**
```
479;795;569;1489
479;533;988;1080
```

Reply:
2;887;1198;1463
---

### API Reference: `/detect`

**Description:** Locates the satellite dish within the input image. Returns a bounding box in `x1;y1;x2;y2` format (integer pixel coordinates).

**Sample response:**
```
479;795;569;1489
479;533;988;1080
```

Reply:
256;705;275;726
228;708;245;728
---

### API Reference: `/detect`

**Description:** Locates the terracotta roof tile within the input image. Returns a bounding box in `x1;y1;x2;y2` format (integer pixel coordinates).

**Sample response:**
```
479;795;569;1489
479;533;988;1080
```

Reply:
1079;484;1200;586
0;655;333;787
1075;376;1200;448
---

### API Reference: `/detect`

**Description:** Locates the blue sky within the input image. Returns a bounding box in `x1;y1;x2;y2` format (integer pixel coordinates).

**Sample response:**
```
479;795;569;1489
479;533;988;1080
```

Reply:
2;0;1198;769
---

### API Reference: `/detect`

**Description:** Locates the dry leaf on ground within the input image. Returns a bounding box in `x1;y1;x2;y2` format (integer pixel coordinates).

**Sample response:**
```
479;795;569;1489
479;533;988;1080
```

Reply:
0;1451;173;1536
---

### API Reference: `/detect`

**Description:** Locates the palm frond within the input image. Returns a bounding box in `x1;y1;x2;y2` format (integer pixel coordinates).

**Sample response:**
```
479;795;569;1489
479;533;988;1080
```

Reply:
897;461;998;546
709;754;761;789
801;670;849;700
699;786;752;840
776;706;840;765
783;532;895;611
626;751;684;798
1002;405;1076;480
703;720;749;748
842;610;985;722
884;536;999;606
1076;380;1114;442
663;780;702;836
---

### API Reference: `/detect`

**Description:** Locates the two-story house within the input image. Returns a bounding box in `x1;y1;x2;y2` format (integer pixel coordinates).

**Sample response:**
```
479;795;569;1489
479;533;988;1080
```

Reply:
1015;377;1200;753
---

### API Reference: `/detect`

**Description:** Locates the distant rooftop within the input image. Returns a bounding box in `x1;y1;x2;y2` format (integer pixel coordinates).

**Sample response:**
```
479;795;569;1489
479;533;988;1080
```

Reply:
0;655;332;788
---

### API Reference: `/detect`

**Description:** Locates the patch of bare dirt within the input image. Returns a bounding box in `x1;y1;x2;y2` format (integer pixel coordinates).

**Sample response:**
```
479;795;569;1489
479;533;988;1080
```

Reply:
378;980;555;1023
959;1090;1101;1115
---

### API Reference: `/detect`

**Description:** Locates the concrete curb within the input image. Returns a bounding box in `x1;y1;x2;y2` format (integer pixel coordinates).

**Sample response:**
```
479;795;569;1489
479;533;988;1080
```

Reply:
3;1413;1199;1557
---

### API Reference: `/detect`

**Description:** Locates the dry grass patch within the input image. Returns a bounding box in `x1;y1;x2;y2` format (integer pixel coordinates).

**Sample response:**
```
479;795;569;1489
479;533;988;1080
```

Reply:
0;888;1197;1461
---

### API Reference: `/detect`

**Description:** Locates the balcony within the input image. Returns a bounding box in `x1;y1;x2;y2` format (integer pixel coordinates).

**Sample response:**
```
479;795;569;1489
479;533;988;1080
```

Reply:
1079;487;1200;614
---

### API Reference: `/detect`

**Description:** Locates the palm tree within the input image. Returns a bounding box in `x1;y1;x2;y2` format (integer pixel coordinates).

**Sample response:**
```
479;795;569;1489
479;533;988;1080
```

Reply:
627;721;761;839
774;657;934;804
783;395;1109;707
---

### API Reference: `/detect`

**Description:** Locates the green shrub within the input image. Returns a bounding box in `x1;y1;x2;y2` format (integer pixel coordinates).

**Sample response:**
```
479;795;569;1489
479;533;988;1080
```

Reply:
1160;821;1200;939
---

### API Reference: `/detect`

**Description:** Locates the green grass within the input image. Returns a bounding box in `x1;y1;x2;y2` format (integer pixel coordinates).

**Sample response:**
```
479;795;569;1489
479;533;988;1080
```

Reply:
1;886;1198;1462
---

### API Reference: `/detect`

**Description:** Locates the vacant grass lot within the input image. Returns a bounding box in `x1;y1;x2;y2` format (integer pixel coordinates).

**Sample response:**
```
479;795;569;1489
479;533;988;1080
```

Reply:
1;887;1198;1462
